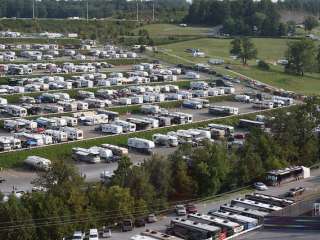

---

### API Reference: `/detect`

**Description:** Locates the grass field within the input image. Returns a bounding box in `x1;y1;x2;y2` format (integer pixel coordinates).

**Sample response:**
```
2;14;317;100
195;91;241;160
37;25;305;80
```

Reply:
156;37;320;95
159;38;296;63
134;24;212;37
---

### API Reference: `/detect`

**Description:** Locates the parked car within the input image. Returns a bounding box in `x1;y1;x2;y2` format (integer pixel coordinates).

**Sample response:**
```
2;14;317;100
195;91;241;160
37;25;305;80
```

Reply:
175;204;187;216
71;231;84;240
135;217;146;227
185;203;197;214
102;228;112;238
286;187;306;197
146;213;158;223
0;177;6;183
121;219;133;232
254;182;268;191
88;229;99;240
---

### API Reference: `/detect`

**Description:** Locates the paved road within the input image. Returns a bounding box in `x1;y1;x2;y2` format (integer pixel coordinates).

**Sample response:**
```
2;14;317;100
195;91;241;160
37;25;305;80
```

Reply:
109;168;320;240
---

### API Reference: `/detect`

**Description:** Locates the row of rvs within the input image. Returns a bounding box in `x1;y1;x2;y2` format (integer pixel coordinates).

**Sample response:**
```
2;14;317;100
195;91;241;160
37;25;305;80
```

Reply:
72;144;128;163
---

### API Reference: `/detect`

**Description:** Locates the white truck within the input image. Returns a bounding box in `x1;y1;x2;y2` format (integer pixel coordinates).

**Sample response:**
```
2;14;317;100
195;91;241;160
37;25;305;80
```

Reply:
128;138;155;154
24;156;51;171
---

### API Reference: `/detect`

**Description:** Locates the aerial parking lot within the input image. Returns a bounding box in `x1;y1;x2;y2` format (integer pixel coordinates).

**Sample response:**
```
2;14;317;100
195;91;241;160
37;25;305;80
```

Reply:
0;17;313;240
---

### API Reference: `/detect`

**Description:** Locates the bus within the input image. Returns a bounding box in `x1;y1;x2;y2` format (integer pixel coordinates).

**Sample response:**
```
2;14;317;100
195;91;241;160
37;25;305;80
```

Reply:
209;210;258;230
231;198;282;213
187;213;244;237
169;218;222;240
245;193;294;208
265;166;309;186
219;203;269;224
238;119;265;129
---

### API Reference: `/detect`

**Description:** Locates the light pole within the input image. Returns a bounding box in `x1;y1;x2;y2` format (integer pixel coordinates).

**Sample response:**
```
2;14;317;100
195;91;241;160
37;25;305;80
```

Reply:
136;0;139;22
86;0;89;22
32;0;35;19
152;0;155;22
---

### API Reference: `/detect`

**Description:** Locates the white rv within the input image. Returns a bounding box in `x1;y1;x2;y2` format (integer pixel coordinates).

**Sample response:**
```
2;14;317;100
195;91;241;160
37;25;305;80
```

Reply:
24;156;51;171
101;144;129;157
128;138;155;153
101;124;123;134
72;147;101;163
152;134;179;147
44;130;68;143
62;127;84;140
113;120;136;132
5;105;27;117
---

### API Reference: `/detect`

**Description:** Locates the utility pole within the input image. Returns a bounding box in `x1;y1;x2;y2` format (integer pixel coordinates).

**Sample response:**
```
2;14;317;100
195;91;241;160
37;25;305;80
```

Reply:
86;0;89;22
32;0;35;19
152;0;155;22
136;0;139;22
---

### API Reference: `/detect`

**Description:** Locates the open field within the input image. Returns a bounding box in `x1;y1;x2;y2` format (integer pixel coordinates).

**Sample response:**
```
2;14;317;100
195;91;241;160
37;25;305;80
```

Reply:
159;37;296;63
232;65;320;95
134;24;213;36
156;37;320;95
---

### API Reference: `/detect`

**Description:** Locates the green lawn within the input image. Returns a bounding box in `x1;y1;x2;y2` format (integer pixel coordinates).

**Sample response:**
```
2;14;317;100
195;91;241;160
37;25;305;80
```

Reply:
156;37;320;95
233;65;320;95
160;38;295;63
134;24;212;37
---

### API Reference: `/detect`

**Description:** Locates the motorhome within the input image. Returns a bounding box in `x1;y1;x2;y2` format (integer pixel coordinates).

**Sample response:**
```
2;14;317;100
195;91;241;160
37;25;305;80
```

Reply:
101;144;128;157
77;101;89;110
36;117;58;129
85;98;106;109
61;116;78;127
5;105;27;117
113;120;136;132
24;156;51;171
192;98;210;108
167;131;192;144
152;134;179;147
208;123;234;136
128;138;155;154
126;117;152;131
235;95;251;102
253;100;274;109
97;110;119;121
209;106;239;116
101;124;123;134
80;114;108;126
43;105;64;114
44;130;68;143
72;147;101;163
191;81;208;90
0;136;21;151
89;146;113;162
140;117;159;128
141;105;161;114
62;127;84;140
183;99;203;109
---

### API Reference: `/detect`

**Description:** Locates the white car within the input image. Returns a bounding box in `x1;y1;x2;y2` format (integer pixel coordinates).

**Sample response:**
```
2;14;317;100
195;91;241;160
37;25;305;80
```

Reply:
72;231;84;240
254;182;268;191
102;228;112;238
175;205;187;216
89;228;99;240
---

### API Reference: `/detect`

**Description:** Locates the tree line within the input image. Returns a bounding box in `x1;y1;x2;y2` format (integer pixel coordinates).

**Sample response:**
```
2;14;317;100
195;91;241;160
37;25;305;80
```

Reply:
0;99;320;239
278;0;320;16
185;0;286;36
0;0;188;20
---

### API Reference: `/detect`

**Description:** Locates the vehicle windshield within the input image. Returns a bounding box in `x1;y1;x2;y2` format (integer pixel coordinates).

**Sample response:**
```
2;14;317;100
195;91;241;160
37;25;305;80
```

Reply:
90;234;98;238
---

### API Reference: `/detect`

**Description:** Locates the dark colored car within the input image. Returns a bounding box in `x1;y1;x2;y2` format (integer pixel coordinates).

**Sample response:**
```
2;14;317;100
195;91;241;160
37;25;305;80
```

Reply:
185;203;197;214
0;177;6;183
287;187;306;197
122;219;134;232
135;218;146;227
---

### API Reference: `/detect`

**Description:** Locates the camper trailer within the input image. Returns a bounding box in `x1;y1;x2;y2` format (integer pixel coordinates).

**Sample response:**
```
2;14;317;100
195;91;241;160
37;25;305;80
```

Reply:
62;127;84;140
72;147;101;163
24;156;51;171
100;124;123;134
101;144;129;157
152;134;179;147
5;105;27;117
113;120;136;132
128;138;155;154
